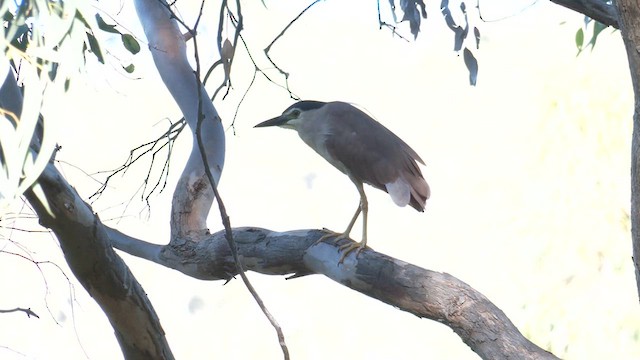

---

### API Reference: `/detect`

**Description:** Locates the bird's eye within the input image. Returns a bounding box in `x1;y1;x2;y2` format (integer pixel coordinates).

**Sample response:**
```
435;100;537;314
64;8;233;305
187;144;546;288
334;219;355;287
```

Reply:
290;110;301;118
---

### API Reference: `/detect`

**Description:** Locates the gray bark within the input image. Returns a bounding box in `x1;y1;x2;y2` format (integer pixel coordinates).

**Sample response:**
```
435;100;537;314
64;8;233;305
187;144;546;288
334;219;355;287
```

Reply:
550;0;619;28
614;0;640;300
109;226;558;359
134;0;225;240
24;164;174;359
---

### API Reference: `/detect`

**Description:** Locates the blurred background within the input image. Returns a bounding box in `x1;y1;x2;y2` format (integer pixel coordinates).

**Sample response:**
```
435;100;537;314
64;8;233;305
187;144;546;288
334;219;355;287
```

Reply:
1;0;638;359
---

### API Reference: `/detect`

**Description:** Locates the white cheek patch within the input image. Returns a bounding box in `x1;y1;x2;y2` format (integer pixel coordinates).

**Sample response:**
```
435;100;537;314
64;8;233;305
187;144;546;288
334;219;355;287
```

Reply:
385;177;411;207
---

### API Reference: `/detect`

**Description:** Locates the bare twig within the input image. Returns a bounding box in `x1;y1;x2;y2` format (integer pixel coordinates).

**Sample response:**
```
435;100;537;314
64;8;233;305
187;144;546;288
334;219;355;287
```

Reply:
209;0;230;100
1;182;87;356
0;248;75;322
226;15;301;131
55;159;105;186
264;0;322;96
377;0;410;41
231;65;257;130
0;226;50;233
185;2;290;358
0;307;40;318
210;0;244;102
89;119;186;210
202;0;228;88
0;345;26;357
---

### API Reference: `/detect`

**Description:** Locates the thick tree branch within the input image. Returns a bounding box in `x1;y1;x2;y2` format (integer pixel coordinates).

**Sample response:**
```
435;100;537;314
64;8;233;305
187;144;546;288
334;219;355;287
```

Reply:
24;164;174;359
1;64;172;358
551;0;619;28
108;226;558;359
134;0;225;239
614;0;640;299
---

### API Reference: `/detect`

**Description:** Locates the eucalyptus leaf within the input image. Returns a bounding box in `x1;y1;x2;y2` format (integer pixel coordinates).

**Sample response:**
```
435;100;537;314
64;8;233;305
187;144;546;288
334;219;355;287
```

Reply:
121;33;141;55
87;32;105;63
463;47;478;86
95;14;121;34
575;28;584;51
589;21;607;51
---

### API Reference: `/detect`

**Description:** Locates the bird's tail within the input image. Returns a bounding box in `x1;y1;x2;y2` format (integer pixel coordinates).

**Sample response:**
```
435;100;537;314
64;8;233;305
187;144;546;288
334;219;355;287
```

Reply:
408;174;430;212
404;155;430;212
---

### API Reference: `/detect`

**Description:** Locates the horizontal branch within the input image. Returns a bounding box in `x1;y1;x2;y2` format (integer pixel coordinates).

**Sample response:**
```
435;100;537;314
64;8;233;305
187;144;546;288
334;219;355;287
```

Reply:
109;226;559;359
550;0;619;28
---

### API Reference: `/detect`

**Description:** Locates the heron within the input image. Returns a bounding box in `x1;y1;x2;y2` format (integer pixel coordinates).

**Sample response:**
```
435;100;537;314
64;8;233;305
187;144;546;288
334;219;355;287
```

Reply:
255;100;430;261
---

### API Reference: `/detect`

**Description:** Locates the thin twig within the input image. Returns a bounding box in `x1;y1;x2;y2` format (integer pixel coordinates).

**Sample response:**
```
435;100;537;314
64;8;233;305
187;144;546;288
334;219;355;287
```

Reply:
377;0;410;41
231;66;257;129
264;0;322;96
187;1;290;358
89;119;185;211
224;15;300;131
0;248;75;322
0;307;40;318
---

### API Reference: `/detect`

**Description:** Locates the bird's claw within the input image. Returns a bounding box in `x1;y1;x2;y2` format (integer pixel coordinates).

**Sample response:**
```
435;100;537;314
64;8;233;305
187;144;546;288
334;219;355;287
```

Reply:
315;229;366;264
316;228;348;245
337;241;366;264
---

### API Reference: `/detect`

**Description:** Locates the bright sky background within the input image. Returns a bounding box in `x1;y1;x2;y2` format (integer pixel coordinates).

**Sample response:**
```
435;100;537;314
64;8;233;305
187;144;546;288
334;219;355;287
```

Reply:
1;0;639;359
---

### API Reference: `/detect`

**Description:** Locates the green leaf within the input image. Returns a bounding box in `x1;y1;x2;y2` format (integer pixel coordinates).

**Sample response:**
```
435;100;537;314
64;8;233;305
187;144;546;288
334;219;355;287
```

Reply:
123;64;135;73
87;32;105;63
589;21;607;51
121;34;140;55
47;62;58;81
95;14;121;34
75;9;90;28
575;28;584;50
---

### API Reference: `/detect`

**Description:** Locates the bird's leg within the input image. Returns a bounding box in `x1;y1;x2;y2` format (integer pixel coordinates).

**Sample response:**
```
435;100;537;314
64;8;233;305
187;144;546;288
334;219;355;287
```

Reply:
337;185;368;262
316;204;361;244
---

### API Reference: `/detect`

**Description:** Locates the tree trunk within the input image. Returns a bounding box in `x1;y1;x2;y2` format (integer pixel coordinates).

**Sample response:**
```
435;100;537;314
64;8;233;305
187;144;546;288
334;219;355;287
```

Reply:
25;164;174;359
615;0;640;300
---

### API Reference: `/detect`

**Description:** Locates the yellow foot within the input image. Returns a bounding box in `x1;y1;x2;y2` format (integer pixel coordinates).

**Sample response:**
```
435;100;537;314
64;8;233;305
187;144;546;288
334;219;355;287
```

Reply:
337;241;366;263
316;228;348;245
315;229;366;264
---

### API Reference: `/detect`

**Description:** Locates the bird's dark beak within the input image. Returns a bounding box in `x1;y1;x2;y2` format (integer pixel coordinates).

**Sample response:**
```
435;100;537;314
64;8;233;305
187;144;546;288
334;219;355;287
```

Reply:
254;115;289;128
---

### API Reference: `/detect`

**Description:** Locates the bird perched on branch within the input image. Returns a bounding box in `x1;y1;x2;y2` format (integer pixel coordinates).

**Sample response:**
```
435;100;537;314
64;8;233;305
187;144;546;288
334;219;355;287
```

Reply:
255;100;430;262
